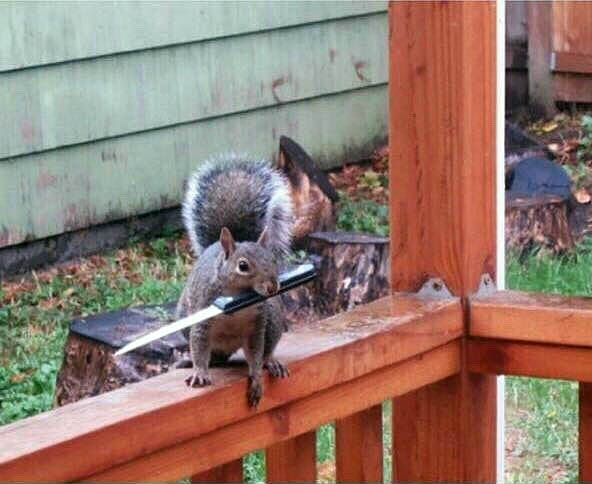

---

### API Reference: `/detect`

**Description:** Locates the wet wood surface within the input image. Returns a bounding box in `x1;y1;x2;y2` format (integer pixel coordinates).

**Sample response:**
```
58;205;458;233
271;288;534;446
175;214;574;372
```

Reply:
388;2;497;482
467;338;592;382
470;290;592;347
0;294;461;483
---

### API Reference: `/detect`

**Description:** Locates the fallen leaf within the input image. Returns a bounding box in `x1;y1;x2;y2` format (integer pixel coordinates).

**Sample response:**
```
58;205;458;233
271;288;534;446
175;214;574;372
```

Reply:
542;121;558;132
547;143;560;153
574;187;591;204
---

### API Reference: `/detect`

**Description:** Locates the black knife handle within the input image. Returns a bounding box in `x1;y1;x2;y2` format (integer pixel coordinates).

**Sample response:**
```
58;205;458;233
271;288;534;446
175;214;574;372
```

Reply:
212;263;316;314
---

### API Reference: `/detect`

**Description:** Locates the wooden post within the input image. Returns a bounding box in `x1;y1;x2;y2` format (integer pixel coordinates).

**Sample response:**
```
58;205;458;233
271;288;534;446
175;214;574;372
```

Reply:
581;382;592;482
528;1;556;117
335;405;383;483
266;431;316;483
191;459;243;483
389;2;497;482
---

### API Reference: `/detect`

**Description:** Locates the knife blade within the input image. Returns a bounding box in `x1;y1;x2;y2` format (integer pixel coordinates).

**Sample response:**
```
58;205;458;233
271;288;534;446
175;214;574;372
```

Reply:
114;263;316;356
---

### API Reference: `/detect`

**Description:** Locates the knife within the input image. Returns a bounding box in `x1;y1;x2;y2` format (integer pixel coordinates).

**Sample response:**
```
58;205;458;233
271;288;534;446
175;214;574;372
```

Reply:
114;263;316;356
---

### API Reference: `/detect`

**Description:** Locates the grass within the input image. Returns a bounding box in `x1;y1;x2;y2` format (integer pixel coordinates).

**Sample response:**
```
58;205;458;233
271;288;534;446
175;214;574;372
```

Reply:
1;224;588;482
0;233;190;425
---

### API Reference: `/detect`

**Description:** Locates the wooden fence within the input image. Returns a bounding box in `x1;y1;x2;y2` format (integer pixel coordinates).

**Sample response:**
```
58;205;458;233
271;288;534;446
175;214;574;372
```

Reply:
1;3;591;482
507;1;592;113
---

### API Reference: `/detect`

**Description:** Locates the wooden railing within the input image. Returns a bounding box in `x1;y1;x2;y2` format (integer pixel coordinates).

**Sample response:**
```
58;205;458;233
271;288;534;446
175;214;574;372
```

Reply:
0;294;463;482
2;2;592;482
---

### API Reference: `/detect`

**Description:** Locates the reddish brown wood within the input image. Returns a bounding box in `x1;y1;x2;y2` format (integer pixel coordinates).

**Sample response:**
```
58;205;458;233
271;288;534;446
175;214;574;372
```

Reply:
335;405;383;483
467;338;592;382
191;459;243;483
87;342;460;482
0;295;461;483
266;431;316;483
554;73;592;103
552;51;592;74
389;2;497;481
580;382;592;482
470;290;592;347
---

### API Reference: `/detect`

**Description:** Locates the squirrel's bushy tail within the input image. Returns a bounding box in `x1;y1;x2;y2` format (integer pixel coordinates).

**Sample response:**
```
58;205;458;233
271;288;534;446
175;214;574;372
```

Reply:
182;153;293;257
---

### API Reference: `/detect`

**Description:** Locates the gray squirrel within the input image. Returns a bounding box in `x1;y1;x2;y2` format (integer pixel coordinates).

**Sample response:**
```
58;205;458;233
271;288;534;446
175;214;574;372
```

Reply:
175;154;293;407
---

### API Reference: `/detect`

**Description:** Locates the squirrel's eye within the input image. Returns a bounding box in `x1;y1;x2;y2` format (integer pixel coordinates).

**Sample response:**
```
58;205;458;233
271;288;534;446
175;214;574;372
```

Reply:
238;260;250;273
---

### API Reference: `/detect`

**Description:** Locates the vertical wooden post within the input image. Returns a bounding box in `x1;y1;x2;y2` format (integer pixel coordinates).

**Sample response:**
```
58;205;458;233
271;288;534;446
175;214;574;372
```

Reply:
528;1;556;116
190;459;243;483
266;431;316;483
335;405;383;483
389;2;497;482
580;382;592;482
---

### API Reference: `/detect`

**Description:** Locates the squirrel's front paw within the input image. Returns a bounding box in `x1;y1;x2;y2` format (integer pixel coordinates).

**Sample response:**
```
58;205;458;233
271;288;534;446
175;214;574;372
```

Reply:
264;359;290;378
185;370;212;387
247;377;262;407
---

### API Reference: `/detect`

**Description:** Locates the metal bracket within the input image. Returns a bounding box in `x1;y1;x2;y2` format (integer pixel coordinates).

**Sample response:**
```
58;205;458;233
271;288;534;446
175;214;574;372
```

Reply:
417;277;454;299
416;273;496;299
474;273;496;297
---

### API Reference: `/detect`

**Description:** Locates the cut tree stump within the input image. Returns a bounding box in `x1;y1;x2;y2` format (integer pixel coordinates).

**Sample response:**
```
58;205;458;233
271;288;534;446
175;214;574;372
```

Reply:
506;193;574;252
54;231;389;406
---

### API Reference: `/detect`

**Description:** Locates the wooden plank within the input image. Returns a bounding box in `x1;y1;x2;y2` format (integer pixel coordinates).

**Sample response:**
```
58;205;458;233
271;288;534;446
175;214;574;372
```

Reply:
0;295;462;483
467;338;592;382
388;1;497;481
266;432;317;483
528;1;556;116
581;382;592;482
85;341;461;482
552;51;592;74
0;85;388;248
0;13;387;160
470;290;592;347
554;73;592;103
335;405;383;483
191;459;243;483
0;2;387;72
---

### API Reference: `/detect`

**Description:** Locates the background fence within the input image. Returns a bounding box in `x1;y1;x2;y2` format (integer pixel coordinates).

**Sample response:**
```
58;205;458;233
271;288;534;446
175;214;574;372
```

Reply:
506;1;592;113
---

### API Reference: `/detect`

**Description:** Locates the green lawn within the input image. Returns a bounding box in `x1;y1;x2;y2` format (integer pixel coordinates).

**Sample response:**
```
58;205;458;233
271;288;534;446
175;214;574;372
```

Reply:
1;231;588;482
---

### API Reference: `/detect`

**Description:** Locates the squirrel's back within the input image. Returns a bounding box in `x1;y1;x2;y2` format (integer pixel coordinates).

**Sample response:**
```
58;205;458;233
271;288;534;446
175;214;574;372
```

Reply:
182;154;293;257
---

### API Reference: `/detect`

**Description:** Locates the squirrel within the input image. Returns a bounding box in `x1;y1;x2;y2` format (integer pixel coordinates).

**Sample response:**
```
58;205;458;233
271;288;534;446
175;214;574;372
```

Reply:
175;154;293;407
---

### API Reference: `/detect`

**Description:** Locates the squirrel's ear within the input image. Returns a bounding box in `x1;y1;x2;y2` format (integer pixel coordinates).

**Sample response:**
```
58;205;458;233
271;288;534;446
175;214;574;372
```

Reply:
257;226;270;248
220;227;236;259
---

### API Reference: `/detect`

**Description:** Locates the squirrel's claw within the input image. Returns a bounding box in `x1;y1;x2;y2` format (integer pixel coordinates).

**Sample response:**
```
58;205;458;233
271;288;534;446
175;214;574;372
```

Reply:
185;371;212;387
247;377;262;407
264;359;290;378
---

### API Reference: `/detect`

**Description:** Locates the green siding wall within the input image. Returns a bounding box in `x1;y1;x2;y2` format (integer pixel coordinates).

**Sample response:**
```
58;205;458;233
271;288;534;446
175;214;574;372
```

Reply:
0;1;388;249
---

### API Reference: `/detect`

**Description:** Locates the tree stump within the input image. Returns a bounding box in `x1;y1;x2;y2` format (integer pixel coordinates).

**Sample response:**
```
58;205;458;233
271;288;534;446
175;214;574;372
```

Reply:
54;231;390;406
505;193;574;253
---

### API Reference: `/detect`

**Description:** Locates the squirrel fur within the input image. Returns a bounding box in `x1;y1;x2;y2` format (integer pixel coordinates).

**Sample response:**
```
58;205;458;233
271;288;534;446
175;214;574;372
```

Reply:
176;154;293;407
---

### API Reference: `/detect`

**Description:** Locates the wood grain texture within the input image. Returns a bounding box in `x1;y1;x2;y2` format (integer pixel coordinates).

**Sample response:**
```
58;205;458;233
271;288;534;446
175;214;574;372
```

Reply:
581;382;592;482
470;290;592;347
266;432;316;483
85;341;460;483
335;405;383;483
191;459;243;483
1;14;387;161
0;295;461;483
388;2;497;481
0;85;387;249
0;2;387;72
552;52;592;74
467;339;592;382
528;1;556;116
